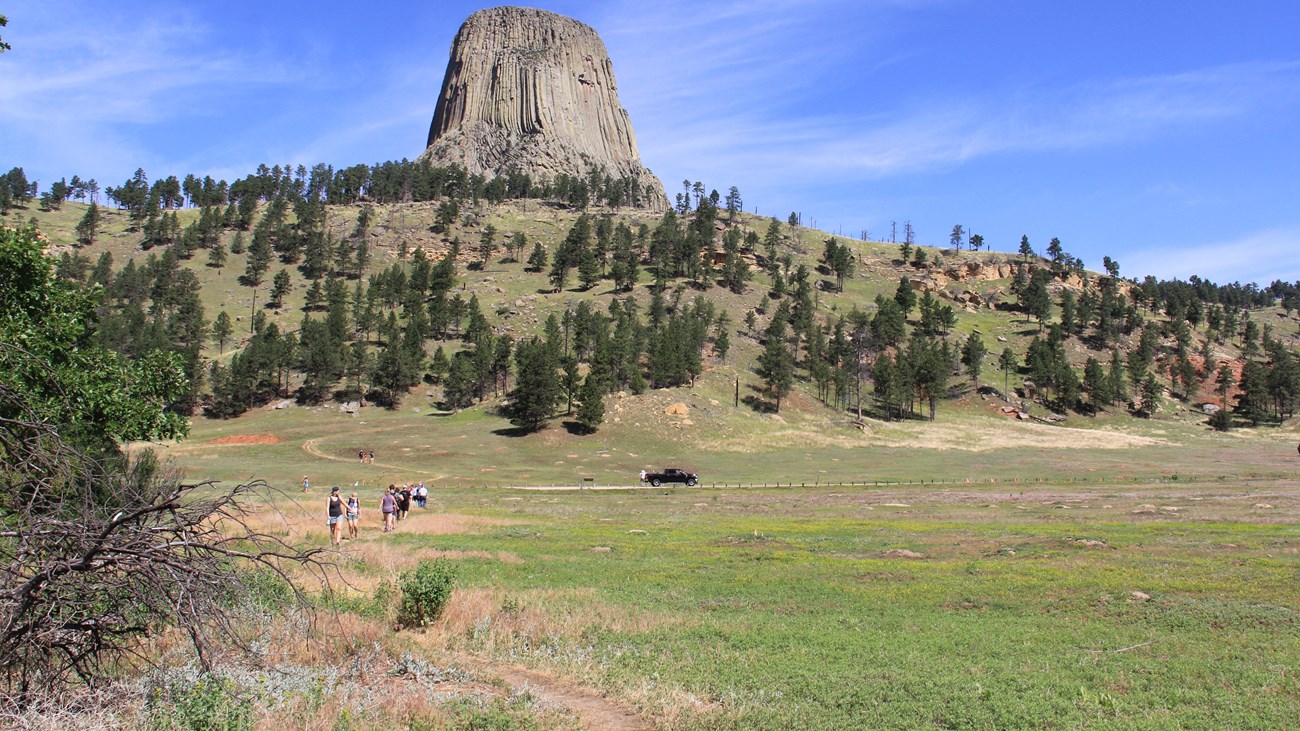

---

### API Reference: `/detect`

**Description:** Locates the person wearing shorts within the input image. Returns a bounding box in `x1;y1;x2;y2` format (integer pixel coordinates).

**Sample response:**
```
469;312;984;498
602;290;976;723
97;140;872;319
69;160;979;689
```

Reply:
398;485;411;521
346;492;360;539
327;487;344;546
381;486;397;532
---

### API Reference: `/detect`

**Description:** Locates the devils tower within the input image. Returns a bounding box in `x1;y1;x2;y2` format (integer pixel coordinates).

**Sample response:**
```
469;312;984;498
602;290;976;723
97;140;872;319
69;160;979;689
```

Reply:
420;6;668;210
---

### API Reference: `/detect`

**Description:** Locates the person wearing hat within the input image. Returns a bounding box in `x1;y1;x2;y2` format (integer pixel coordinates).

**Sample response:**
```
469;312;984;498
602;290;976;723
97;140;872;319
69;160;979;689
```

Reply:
327;487;345;546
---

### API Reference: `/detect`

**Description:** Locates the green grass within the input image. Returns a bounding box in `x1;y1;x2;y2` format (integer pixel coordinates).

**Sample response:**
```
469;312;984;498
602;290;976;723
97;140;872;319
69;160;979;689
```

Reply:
386;484;1300;729
169;363;1300;492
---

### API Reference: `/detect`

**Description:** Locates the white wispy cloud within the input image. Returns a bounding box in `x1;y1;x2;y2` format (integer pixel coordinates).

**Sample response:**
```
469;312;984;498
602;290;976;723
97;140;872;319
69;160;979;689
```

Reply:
1124;227;1300;285
583;0;1300;181
0;3;303;185
631;51;1300;185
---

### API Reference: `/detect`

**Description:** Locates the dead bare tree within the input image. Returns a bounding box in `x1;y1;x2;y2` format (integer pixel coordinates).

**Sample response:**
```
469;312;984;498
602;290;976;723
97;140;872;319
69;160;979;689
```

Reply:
0;381;328;705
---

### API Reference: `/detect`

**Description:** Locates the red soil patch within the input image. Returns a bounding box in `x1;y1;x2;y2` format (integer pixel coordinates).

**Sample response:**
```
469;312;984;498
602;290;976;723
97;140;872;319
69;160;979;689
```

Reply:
210;434;283;445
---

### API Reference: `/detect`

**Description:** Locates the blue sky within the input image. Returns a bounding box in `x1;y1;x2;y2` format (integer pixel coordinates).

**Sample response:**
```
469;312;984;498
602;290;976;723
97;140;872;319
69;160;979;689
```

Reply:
2;0;1298;284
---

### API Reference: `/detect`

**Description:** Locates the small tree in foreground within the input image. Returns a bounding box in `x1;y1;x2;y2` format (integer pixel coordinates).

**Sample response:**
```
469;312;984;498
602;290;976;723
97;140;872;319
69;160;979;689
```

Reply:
397;559;458;628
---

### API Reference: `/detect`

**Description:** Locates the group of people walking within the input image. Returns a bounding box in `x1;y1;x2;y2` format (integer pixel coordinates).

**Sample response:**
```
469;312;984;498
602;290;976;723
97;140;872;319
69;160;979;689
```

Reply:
327;482;429;544
326;487;363;546
358;449;376;464
379;482;428;532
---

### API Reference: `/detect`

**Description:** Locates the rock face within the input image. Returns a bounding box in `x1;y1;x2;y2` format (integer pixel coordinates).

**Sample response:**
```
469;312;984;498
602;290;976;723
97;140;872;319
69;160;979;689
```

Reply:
421;7;668;210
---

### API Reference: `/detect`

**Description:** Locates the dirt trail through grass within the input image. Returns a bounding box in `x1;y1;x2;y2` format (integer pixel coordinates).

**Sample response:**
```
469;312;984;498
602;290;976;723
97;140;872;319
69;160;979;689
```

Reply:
455;654;653;731
302;432;444;479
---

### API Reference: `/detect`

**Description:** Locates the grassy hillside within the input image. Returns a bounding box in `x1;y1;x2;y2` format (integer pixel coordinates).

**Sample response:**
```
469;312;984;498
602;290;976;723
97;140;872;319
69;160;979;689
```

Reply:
9;196;1300;489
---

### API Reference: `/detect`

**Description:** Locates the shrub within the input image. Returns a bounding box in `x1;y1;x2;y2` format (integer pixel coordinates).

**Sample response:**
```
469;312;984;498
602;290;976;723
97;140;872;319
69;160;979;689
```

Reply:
398;559;458;628
146;674;252;731
1209;409;1232;431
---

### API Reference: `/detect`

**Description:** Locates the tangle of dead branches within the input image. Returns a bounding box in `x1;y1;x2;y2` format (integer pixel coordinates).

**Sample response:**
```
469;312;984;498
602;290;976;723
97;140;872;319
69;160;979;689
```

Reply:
0;378;328;706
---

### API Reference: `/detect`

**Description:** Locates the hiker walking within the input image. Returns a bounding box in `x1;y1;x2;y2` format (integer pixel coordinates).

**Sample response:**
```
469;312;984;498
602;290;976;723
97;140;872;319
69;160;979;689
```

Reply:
381;485;397;532
327;487;344;546
398;485;411;521
346;491;360;539
302;475;310;492
358;450;365;463
368;449;376;464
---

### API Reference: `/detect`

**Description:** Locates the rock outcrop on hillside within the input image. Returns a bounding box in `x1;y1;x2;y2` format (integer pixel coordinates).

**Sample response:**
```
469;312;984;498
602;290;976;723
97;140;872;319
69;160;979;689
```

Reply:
421;6;668;210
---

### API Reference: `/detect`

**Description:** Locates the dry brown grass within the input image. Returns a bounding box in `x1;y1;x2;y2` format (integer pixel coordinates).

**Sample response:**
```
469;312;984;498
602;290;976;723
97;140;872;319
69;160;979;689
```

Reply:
424;586;678;654
874;416;1165;451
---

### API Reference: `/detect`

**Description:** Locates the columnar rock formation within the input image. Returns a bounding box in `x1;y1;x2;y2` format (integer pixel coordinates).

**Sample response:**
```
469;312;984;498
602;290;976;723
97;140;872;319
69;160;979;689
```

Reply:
420;6;668;210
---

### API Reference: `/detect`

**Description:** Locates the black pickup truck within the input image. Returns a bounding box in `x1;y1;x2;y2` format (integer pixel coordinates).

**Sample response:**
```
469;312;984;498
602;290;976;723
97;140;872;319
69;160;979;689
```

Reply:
641;468;698;486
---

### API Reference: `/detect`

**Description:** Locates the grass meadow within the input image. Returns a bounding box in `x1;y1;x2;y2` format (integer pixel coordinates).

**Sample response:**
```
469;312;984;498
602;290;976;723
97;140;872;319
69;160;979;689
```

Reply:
208;473;1300;730
149;391;1300;730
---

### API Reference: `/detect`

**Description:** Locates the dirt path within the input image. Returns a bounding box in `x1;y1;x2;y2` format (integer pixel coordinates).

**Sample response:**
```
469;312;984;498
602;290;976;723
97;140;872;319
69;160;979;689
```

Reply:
456;654;654;731
302;432;442;478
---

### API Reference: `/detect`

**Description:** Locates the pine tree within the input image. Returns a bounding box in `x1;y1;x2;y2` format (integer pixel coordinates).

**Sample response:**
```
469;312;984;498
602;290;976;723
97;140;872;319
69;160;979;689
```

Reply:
509;231;527;263
713;315;731;362
268;269;291;309
297;316;343;403
763;218;781;264
578;248;601;290
961;333;987;389
508;337;561;431
303;280;324;311
211;310;233;354
1108;349;1128;405
1211;358;1232;411
1235;360;1269;426
370;334;411;407
757;320;795;412
724;186;742;222
207;241;227;269
527;241;548;272
1140;372;1162;416
342;340;371;399
575;375;605;433
1026;275;1052;331
1083;356;1107;413
76;202;100;245
477;223;497;269
871;297;906;348
242;229;271;287
1018;235;1034;260
998;347;1017;398
873;352;905;420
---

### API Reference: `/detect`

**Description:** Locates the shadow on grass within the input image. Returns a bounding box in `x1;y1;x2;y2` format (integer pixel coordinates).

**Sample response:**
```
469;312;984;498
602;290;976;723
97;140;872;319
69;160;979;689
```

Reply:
491;425;538;438
742;394;776;414
561;420;595;435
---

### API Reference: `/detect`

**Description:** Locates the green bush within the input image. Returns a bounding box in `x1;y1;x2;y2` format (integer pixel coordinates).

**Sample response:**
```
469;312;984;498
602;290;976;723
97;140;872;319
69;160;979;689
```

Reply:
1209;408;1233;431
146;674;252;731
398;559;458;628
